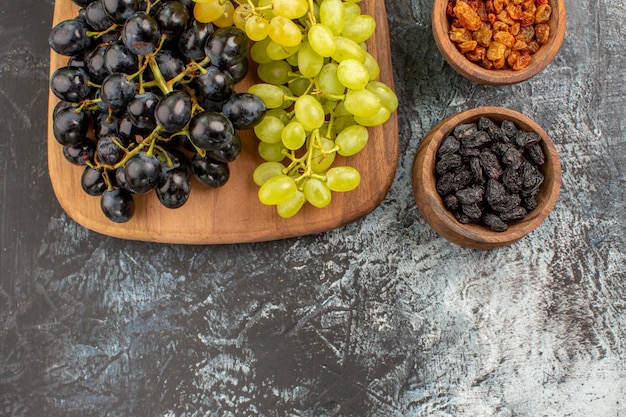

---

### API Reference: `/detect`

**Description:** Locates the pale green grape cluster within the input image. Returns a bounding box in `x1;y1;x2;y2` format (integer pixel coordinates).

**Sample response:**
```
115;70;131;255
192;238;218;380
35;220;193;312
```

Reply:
238;0;398;217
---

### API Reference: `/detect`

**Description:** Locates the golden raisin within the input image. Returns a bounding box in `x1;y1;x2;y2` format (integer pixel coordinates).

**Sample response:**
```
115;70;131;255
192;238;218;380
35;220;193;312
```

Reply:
512;39;528;50
466;46;487;61
493;0;506;14
506;3;523;20
497;10;515;25
486;41;507;60
509;22;521;36
474;23;493;46
459;40;479;53
535;4;552;23
507;49;521;67
454;1;484;31
535;23;550;45
450;26;473;43
493;30;515;48
493;21;509;32
512;53;532;70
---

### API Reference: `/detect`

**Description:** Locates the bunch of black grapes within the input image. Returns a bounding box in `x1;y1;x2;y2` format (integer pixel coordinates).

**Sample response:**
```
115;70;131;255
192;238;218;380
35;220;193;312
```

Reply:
49;0;267;223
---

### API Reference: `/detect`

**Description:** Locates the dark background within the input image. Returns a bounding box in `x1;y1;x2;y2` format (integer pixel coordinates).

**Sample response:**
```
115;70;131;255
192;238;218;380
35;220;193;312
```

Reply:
1;1;625;416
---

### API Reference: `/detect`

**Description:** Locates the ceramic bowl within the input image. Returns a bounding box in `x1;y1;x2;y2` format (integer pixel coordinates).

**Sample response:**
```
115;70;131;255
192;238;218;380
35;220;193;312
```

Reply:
432;0;566;85
411;106;561;249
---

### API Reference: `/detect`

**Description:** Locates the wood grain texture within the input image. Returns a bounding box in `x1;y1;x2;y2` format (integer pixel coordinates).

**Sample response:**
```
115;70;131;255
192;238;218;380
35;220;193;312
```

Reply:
411;107;561;249
432;0;567;85
47;0;398;244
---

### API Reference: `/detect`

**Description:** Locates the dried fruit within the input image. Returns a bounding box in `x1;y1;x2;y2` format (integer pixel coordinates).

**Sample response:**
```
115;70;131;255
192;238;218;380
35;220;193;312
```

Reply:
434;116;546;232
447;0;554;70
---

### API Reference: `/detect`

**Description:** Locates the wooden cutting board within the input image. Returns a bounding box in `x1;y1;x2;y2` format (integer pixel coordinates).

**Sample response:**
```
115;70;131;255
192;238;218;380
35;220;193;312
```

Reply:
47;0;398;244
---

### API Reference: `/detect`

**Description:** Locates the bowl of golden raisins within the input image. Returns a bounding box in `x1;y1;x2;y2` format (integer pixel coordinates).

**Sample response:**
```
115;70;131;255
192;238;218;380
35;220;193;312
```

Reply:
411;107;562;249
432;0;566;85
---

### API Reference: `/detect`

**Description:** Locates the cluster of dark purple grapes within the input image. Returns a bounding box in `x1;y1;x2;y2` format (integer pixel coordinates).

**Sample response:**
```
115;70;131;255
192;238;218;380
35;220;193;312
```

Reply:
49;0;267;222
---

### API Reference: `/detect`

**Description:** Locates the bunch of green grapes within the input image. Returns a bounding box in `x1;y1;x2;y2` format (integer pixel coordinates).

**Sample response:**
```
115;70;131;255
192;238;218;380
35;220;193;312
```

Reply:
196;0;398;218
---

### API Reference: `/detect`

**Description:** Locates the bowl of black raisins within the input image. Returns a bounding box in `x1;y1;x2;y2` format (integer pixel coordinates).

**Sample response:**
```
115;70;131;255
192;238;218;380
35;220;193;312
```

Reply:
411;107;561;249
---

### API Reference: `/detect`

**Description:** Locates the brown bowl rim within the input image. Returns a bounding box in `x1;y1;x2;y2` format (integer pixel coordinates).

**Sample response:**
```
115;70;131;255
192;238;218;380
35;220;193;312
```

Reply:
411;106;562;249
432;0;567;85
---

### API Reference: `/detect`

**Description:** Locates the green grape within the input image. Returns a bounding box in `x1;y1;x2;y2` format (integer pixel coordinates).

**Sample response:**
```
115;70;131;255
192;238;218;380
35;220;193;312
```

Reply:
363;51;380;80
276;189;306;218
303;177;332;208
335;124;368;156
245;15;270;41
343;2;361;20
319;0;345;35
266;108;291;125
341;15;376;44
258;175;297;205
289;77;312;96
281;121;306;150
268;16;303;47
233;4;251;31
336;59;369;90
194;0;225;23
258;141;286;162
326;166;361;192
257;60;292;85
250;37;273;64
257;0;275;21
248;83;285;108
254;115;284;144
319;121;336;140
366;81;399;112
343;89;381;117
277;85;295;110
253;161;286;186
318;63;345;96
297;41;324;78
333;100;352;117
294;95;325;131
285;53;299;67
309;137;336;172
266;40;300;60
354;105;391;127
308;24;336;57
272;0;309;19
333;114;356;134
331;36;366;63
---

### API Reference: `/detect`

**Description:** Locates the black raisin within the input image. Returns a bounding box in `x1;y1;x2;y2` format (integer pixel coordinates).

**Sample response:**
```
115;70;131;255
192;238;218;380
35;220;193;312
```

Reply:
436;153;463;175
523;195;538;211
444;194;459;211
452;167;473;191
453;123;478;140
490;194;522;213
500;206;528;222
485;179;507;207
437;136;461;156
462;131;491;148
456;186;484;205
483;212;508;232
479;150;503;179
526;143;545;165
469;157;484;185
501;119;518;140
501;166;523;193
516;131;542;147
501;146;524;169
461;202;483;221
436;171;456;196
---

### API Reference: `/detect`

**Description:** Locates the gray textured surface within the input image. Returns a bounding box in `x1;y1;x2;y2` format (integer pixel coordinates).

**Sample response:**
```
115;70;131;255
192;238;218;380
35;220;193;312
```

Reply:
1;0;625;416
